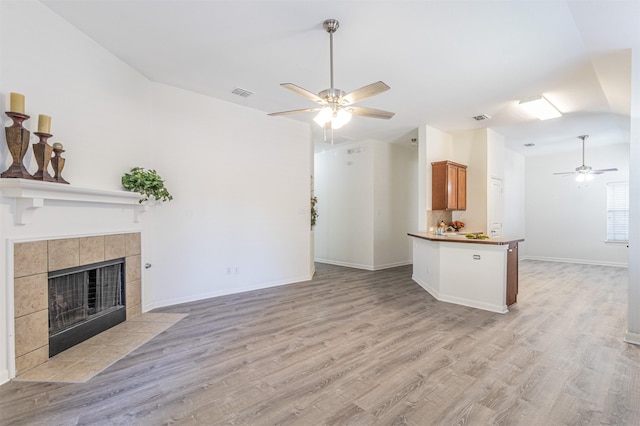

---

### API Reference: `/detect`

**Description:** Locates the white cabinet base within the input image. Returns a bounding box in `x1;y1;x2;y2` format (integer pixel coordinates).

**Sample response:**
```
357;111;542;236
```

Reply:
411;237;509;313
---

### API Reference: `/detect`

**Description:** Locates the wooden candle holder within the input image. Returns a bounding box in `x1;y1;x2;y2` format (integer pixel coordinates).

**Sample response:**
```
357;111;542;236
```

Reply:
51;147;69;184
1;111;34;179
32;132;55;182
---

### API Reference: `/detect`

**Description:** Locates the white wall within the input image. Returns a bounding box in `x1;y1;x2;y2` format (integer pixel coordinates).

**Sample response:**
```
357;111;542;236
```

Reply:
144;83;312;309
0;0;150;188
503;148;526;239
373;141;418;268
314;139;417;270
487;128;506;181
626;46;640;344
524;142;629;266
314;142;375;269
0;0;312;383
450;129;489;233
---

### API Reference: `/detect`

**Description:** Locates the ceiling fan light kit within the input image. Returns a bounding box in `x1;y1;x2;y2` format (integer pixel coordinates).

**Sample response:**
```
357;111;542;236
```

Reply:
519;95;562;120
268;19;394;143
575;173;594;183
553;135;618;181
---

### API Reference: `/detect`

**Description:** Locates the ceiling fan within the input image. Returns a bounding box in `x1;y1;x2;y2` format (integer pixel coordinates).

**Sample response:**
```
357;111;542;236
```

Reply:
553;135;618;182
268;19;395;142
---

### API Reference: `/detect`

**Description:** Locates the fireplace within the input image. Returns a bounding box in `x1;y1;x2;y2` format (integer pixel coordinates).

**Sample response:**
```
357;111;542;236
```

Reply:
12;233;142;376
48;258;126;357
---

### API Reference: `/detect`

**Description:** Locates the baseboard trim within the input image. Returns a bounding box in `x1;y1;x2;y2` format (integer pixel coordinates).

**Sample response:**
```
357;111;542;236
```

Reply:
314;258;375;271
314;258;411;271
520;256;628;268
0;369;9;386
411;273;440;300
438;294;509;315
624;331;640;346
411;274;507;314
143;273;313;312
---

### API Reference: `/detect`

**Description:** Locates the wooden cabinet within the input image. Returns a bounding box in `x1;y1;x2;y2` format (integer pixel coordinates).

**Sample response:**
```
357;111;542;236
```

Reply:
431;161;467;210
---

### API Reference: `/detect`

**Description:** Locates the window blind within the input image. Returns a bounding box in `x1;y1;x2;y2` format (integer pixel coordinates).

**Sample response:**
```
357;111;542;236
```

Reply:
607;181;629;243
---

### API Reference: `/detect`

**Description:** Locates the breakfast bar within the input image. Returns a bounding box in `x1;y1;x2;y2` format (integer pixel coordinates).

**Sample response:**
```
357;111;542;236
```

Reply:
408;232;524;313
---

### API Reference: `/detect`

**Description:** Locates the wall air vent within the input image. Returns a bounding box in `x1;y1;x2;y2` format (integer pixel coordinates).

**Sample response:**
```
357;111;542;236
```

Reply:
472;114;491;121
232;87;253;98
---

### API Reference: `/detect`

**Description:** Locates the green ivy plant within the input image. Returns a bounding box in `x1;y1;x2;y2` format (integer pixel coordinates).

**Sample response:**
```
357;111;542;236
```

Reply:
311;196;318;230
121;167;173;204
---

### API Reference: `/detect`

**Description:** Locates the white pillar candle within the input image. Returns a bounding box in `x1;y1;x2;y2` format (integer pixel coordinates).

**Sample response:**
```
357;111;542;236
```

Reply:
38;114;51;133
9;92;25;113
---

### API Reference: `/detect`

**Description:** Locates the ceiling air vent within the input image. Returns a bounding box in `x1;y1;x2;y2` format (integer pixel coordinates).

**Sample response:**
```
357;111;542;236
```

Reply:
524;143;536;147
232;87;253;98
472;114;491;121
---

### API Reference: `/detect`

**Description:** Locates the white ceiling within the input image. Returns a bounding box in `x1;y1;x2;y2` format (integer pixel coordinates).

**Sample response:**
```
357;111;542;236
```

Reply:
40;0;640;155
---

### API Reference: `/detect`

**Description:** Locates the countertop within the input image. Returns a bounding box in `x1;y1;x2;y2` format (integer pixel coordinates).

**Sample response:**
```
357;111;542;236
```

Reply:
408;232;524;246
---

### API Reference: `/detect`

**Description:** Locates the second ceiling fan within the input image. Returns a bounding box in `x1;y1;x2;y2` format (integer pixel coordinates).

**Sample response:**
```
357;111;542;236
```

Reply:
268;19;394;141
553;135;618;182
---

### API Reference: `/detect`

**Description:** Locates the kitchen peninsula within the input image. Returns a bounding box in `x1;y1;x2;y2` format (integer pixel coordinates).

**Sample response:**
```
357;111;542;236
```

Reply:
408;232;524;313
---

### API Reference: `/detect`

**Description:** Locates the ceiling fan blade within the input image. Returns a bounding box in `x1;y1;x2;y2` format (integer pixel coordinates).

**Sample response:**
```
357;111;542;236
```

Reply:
280;83;325;104
268;107;321;117
350;106;395;119
552;171;576;175
342;81;390;105
592;168;619;173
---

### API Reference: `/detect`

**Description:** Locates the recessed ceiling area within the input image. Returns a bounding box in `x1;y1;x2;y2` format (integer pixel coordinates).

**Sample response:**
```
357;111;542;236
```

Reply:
40;0;640;155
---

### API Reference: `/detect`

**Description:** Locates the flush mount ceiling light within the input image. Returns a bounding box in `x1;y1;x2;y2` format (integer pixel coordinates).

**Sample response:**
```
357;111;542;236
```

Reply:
519;95;562;120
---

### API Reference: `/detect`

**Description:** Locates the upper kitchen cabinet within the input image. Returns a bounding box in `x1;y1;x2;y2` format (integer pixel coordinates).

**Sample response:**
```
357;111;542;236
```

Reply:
432;160;467;210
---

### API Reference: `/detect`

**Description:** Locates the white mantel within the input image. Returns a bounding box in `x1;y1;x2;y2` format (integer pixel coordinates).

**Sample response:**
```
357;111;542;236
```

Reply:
0;179;145;225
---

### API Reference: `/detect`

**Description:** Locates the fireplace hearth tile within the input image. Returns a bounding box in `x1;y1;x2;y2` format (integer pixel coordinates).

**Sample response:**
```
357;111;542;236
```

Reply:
15;346;49;375
125;233;141;256
79;236;105;265
14;309;48;357
14;273;47;318
14;241;47;278
83;329;123;346
13;313;187;383
48;361;105;383
119;332;157;348
53;343;107;361
126;279;141;307
104;234;125;260
126;255;141;282
126;304;142;320
131;321;176;334
48;238;80;271
128;312;188;323
16;359;78;382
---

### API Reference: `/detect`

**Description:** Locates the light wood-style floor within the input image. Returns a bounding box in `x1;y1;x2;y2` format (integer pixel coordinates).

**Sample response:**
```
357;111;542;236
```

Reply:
1;260;638;425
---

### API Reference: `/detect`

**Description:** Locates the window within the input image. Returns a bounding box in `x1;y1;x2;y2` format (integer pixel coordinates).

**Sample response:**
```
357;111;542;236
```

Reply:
606;181;629;243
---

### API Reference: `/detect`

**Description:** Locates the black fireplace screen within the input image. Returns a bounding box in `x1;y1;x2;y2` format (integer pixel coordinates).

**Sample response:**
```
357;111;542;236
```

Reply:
48;259;125;336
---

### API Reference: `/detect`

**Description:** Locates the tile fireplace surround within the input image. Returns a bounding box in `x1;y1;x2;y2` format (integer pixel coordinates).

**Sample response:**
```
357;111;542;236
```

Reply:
13;232;142;376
